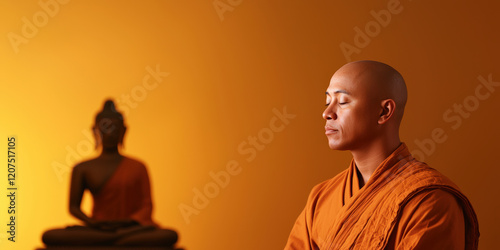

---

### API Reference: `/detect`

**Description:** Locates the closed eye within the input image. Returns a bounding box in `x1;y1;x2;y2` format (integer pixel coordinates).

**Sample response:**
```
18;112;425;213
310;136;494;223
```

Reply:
326;102;348;106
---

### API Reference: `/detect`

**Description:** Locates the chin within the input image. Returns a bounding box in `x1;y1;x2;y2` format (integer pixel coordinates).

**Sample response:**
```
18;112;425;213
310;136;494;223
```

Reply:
327;141;348;151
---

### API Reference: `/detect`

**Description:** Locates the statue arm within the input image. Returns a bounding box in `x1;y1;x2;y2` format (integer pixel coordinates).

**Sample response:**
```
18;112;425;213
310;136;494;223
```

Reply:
68;165;95;226
129;165;154;225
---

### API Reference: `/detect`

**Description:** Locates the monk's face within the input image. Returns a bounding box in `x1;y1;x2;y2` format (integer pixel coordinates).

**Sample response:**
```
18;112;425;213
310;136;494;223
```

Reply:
94;118;126;149
323;64;382;151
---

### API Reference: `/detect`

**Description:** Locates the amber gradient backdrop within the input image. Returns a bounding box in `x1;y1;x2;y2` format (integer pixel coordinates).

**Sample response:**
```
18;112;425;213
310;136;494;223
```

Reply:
0;1;498;249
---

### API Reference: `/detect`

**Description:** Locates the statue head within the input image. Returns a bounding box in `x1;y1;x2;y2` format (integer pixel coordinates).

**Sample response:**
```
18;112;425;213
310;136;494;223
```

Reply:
93;99;127;151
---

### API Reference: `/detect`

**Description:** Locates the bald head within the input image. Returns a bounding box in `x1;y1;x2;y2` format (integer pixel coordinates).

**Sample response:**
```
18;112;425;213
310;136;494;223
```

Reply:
333;60;407;123
323;60;407;151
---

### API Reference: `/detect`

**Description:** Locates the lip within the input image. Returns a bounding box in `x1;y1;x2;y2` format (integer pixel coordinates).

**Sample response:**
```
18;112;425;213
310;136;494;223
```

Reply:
325;126;338;135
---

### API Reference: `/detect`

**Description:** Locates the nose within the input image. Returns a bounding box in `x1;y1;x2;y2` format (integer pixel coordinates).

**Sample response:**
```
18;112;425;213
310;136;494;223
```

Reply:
322;104;337;120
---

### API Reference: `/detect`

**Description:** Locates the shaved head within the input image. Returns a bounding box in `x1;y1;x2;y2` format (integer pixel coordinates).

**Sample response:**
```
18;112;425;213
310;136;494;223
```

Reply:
335;60;407;123
323;60;407;151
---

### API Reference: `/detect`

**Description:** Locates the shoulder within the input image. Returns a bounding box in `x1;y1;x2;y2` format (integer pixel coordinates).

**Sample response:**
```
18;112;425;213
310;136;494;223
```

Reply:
393;159;462;197
121;156;149;174
72;158;98;172
389;160;468;212
403;189;463;215
122;156;147;167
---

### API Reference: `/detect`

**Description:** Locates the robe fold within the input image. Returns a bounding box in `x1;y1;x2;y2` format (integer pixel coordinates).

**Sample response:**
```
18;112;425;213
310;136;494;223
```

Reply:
285;143;479;249
91;157;157;227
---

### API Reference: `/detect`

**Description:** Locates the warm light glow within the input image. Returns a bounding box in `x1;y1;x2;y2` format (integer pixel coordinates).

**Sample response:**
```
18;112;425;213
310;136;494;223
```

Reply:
0;1;498;249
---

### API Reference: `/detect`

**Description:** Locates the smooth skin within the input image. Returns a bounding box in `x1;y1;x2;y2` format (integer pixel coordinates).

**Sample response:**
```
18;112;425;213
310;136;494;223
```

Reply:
323;60;407;187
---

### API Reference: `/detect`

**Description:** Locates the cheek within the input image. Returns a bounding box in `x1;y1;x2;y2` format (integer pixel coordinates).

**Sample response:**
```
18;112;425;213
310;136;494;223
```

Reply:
337;110;353;134
339;109;370;134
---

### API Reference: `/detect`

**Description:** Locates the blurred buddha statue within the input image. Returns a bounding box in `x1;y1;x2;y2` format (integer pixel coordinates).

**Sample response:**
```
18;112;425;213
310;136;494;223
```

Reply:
41;99;179;249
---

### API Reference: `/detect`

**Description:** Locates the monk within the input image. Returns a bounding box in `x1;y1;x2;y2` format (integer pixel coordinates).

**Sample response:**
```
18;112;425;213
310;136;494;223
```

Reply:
285;60;479;249
42;100;179;248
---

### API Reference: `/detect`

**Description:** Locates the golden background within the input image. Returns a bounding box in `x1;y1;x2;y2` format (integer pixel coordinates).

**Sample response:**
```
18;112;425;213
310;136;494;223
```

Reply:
0;0;498;249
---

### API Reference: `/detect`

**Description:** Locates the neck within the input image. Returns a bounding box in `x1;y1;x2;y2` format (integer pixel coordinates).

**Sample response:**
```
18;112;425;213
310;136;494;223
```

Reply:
351;137;401;187
99;146;121;158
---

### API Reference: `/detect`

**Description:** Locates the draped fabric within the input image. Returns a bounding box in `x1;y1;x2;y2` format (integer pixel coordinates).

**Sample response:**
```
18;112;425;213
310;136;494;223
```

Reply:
285;143;479;249
92;157;157;227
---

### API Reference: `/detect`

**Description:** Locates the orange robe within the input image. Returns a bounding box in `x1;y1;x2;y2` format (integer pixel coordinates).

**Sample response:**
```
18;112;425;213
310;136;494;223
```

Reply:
285;143;479;249
91;157;157;227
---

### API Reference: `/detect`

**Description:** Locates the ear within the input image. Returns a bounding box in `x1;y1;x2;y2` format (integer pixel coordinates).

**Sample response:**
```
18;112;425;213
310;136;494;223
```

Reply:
92;126;101;150
119;126;127;148
378;99;396;124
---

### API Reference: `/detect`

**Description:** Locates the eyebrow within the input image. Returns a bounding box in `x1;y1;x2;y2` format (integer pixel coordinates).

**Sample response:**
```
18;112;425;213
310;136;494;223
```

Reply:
325;90;350;95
